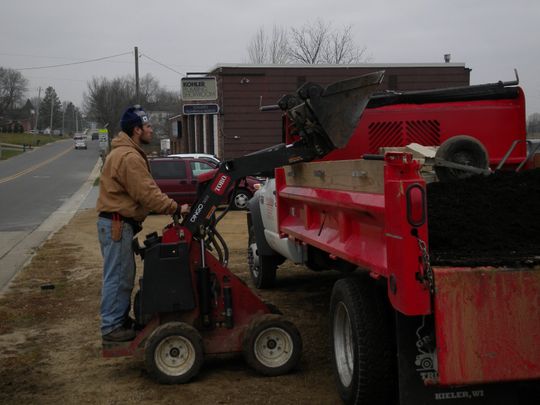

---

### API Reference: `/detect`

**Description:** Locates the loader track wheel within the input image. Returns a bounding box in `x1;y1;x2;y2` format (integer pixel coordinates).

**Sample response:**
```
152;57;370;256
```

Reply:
330;277;397;405
435;135;489;182
248;225;282;289
144;322;204;384
242;314;302;376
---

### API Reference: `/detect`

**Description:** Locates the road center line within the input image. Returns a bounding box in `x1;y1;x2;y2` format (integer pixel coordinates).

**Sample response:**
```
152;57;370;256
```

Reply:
0;146;72;185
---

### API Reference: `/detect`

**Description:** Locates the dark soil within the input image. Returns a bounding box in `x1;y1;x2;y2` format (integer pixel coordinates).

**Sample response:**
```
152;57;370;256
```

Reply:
427;168;540;266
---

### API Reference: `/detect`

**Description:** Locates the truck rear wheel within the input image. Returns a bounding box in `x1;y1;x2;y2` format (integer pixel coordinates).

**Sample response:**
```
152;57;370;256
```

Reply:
330;277;396;405
435;135;489;182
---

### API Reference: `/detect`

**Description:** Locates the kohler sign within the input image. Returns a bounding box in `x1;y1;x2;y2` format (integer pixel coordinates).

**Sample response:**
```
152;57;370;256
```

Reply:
181;77;217;101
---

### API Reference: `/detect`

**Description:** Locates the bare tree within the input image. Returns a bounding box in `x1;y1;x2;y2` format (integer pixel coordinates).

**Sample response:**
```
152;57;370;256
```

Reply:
269;25;290;64
0;67;28;114
248;28;268;64
248;25;289;64
84;74;181;137
84;76;134;136
321;25;369;64
138;74;161;104
247;20;369;65
289;19;330;64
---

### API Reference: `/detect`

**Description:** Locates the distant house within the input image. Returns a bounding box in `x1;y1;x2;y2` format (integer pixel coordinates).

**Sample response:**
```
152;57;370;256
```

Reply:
169;63;471;159
0;99;35;132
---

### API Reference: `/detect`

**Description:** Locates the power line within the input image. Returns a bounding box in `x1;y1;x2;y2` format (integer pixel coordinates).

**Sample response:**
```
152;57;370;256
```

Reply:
14;51;133;71
141;54;183;76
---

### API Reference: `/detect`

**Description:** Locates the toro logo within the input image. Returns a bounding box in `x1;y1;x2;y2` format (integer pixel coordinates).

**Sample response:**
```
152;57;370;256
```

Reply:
211;174;231;196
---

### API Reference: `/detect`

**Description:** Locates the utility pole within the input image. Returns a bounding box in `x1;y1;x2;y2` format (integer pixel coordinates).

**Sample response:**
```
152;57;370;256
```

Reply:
49;93;53;136
135;46;140;104
62;101;66;136
35;87;41;131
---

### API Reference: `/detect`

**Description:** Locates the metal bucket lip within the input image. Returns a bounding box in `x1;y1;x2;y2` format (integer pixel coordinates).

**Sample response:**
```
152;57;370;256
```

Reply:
309;71;385;148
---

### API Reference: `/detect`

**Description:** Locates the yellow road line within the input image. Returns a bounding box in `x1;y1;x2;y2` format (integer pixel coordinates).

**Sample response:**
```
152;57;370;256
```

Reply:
0;146;73;185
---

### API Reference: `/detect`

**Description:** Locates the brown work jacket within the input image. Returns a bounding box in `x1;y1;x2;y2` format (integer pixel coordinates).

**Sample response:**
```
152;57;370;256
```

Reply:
96;132;177;222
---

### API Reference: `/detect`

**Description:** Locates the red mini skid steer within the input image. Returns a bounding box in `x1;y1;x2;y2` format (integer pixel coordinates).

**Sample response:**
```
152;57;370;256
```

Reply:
101;71;385;383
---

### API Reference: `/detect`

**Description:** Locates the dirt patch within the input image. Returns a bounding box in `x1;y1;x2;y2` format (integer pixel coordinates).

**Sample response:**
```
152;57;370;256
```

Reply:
0;209;343;404
427;168;540;266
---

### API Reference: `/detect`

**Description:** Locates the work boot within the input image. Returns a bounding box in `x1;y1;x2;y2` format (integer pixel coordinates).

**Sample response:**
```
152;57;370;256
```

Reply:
102;326;136;342
122;316;135;330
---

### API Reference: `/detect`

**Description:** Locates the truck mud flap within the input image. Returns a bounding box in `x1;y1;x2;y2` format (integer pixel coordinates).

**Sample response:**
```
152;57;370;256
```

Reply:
396;313;540;405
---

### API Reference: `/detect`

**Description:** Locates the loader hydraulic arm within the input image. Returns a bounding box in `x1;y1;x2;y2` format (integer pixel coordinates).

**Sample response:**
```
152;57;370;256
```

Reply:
182;71;384;237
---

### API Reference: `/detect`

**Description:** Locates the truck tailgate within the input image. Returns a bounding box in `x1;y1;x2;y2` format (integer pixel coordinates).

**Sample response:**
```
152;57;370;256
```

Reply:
434;266;540;385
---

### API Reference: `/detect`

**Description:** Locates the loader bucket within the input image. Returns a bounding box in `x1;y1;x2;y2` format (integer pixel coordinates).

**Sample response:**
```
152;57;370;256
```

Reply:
293;71;384;149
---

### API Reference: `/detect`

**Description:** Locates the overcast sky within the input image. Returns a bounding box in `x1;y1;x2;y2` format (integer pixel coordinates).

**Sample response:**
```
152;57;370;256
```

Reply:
2;0;539;116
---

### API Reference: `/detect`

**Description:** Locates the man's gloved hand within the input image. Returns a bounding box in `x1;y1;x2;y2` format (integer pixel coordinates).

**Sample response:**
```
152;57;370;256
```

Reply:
175;203;190;218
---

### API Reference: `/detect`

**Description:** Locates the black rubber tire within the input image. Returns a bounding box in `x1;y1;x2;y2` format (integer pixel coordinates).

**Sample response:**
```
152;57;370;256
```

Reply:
435;135;489;182
231;188;252;210
144;322;204;384
248;225;282;289
330;277;396;405
242;314;302;376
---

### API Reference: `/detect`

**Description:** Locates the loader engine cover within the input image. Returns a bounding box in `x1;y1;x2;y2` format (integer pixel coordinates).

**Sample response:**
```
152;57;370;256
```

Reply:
139;241;196;315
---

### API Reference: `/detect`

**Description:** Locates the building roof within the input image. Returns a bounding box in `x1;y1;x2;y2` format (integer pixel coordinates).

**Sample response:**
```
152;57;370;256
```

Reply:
208;62;467;73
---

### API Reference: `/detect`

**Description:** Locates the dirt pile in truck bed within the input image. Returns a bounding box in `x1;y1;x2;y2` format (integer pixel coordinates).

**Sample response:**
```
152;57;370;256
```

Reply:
427;168;540;266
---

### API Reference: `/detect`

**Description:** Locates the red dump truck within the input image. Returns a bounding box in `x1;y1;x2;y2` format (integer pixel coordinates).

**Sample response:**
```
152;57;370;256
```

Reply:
248;77;540;404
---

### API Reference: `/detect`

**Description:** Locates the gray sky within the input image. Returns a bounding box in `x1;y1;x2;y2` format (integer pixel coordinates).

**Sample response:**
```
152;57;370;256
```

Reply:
2;0;540;116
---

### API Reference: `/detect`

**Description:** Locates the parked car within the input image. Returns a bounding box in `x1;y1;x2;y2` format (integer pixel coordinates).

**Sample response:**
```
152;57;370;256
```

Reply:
73;134;87;150
149;157;260;210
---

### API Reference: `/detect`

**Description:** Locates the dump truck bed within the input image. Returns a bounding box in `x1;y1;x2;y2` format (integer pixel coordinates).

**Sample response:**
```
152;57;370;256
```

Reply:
275;154;540;385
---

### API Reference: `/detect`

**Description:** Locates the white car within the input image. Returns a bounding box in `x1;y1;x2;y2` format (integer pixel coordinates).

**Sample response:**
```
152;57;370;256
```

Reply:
74;135;87;150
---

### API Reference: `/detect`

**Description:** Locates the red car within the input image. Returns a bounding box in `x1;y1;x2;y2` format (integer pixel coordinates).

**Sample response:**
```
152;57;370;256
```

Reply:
149;157;260;210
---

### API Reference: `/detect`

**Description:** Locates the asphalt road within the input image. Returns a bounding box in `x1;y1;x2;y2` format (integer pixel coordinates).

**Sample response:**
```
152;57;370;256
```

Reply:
0;137;101;291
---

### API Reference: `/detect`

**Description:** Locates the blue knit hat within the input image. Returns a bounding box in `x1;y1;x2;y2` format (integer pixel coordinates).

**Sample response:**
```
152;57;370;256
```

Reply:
120;105;149;132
